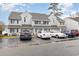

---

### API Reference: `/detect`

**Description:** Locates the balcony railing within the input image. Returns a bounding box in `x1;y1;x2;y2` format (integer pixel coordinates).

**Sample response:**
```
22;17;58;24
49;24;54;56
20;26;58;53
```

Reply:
33;24;51;26
9;23;21;25
57;24;65;27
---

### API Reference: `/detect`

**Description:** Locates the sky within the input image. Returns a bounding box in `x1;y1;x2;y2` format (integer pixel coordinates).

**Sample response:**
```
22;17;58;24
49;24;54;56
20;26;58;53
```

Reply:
0;3;79;25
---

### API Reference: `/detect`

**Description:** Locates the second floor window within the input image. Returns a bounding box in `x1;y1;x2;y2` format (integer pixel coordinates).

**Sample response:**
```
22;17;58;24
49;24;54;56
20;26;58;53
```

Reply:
17;20;19;24
43;21;49;24
10;19;15;24
60;22;64;25
24;17;26;22
35;21;41;24
24;17;27;22
11;20;12;24
10;19;19;24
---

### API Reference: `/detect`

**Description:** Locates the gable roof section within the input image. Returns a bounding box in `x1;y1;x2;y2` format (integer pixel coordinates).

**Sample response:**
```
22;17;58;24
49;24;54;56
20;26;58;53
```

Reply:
9;12;49;20
9;12;22;20
68;17;79;22
56;17;65;22
31;13;49;20
9;11;65;22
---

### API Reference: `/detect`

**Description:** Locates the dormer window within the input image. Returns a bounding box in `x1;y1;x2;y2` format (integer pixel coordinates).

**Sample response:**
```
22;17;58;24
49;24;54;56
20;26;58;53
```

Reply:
60;22;64;25
24;17;26;22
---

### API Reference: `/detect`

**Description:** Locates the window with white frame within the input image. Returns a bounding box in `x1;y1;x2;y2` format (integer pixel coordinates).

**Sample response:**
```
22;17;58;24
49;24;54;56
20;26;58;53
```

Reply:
10;19;18;24
43;21;49;24
10;28;14;33
24;17;26;22
35;21;41;24
17;20;19;24
60;22;64;25
10;19;15;24
24;16;27;22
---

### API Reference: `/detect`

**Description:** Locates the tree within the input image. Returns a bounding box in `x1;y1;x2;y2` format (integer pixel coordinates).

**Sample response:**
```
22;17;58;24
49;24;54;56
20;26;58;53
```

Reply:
48;3;63;20
0;21;5;34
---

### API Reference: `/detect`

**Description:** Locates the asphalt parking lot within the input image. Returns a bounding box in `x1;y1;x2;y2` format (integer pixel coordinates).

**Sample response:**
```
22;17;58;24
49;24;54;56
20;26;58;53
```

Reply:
0;37;79;55
0;36;79;48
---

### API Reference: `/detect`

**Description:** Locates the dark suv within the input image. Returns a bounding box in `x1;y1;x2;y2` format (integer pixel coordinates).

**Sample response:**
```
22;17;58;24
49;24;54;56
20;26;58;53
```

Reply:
20;31;32;41
64;31;75;38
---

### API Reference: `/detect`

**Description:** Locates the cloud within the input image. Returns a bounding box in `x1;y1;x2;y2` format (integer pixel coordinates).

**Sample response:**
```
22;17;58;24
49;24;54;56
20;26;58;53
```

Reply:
59;3;74;18
0;3;31;12
70;10;77;15
59;3;73;12
62;3;73;8
0;3;15;11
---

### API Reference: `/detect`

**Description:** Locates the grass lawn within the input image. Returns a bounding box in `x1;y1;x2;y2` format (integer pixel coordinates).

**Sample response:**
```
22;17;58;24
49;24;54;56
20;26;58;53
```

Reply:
0;36;17;38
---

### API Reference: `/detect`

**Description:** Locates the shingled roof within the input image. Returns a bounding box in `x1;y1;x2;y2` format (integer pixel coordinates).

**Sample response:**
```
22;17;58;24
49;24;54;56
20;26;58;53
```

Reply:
9;12;22;20
31;13;49;20
9;12;65;22
69;17;79;22
9;12;49;20
56;17;65;22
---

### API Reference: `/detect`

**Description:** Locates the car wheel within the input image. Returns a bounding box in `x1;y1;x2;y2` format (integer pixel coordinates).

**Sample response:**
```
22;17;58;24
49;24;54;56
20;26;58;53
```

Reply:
55;35;59;38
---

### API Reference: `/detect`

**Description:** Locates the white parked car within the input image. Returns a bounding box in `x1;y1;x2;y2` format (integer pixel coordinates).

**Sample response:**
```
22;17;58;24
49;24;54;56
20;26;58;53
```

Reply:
2;31;8;36
50;30;67;38
37;32;51;39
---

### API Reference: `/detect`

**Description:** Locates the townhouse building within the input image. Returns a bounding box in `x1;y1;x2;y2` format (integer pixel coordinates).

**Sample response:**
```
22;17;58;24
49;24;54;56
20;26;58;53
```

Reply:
64;16;79;31
8;11;66;35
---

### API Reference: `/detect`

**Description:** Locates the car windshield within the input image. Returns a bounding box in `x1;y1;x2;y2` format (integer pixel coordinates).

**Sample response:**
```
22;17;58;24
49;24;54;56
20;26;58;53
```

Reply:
20;30;30;34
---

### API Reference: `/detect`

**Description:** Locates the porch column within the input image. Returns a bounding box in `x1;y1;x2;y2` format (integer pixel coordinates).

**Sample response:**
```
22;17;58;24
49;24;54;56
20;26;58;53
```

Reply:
8;28;10;35
33;28;36;35
59;28;62;32
42;28;44;32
